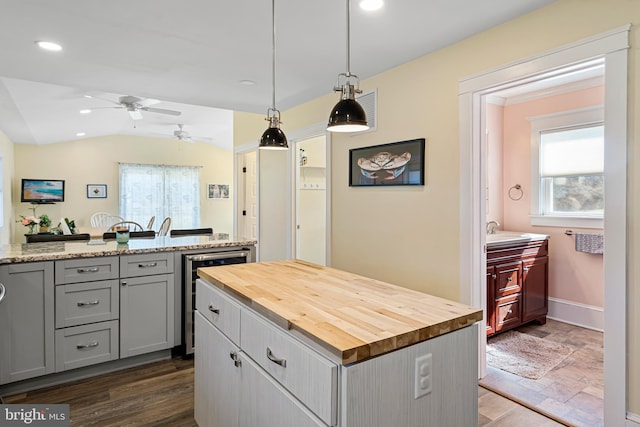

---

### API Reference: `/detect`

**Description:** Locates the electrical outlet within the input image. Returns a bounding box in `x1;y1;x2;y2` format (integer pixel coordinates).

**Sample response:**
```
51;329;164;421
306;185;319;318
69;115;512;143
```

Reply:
414;353;432;399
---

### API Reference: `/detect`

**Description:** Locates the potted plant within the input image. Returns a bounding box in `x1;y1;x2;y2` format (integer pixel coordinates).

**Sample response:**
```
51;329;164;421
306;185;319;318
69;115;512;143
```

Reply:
39;214;52;233
18;215;39;234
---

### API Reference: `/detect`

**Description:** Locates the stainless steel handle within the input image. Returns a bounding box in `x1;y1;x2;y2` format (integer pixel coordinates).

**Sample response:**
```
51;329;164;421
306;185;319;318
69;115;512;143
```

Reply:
121;280;127;286
0;283;5;304
208;305;220;315
138;262;158;268
77;341;99;349
77;300;99;307
492;274;497;280
507;309;513;315
229;351;242;367
507;276;513;282
187;251;248;262
77;267;99;274
266;347;287;368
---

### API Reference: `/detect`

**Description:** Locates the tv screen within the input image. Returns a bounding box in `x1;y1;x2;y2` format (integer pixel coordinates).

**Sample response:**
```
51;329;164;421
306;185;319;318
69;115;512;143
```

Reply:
21;179;65;203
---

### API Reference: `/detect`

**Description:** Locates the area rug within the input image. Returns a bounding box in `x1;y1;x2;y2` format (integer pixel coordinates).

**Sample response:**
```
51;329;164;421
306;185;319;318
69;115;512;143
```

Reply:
486;331;574;380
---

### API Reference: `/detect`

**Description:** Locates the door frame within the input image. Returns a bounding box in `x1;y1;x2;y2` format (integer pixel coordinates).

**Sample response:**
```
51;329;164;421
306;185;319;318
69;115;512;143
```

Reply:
287;122;333;266
458;25;629;425
234;141;259;256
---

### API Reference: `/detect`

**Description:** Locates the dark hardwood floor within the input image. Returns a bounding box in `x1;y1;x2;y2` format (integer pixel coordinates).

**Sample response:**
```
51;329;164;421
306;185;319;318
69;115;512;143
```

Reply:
3;357;196;427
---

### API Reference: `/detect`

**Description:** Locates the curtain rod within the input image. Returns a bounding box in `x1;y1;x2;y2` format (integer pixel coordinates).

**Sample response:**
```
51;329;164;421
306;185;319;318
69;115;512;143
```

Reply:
118;162;203;168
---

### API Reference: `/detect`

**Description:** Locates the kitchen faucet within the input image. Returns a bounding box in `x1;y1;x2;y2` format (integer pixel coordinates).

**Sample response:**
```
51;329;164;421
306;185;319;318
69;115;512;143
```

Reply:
486;220;500;234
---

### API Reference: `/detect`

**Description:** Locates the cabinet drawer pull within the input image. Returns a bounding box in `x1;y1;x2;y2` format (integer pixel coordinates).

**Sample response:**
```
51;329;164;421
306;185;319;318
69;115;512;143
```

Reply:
77;300;99;307
266;347;287;368
492;274;497;280
138;262;158;268
507;276;513;282
229;351;242;367
77;341;99;350
507;309;513;314
208;305;220;315
77;267;99;274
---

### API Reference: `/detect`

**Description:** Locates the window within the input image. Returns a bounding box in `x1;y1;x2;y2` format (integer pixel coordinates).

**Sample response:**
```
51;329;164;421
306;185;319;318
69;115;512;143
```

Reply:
119;163;201;229
529;106;604;228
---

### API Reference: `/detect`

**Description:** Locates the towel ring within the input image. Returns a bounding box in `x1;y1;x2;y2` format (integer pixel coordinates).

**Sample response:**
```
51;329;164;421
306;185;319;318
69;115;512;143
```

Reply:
508;184;523;201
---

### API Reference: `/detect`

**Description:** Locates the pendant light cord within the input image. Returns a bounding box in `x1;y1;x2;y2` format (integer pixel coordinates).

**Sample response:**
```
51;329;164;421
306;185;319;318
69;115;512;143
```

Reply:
271;0;277;111
346;0;351;77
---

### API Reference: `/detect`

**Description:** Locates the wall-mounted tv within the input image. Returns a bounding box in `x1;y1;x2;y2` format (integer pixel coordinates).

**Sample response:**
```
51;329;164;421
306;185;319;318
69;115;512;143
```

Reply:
21;179;65;203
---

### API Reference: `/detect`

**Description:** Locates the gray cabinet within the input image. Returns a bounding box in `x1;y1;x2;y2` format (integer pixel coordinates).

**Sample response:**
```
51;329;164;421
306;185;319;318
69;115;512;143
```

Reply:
0;262;55;384
120;253;174;358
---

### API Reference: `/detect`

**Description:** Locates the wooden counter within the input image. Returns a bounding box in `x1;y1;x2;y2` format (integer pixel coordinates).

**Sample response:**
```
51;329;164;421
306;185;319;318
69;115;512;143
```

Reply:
198;259;482;364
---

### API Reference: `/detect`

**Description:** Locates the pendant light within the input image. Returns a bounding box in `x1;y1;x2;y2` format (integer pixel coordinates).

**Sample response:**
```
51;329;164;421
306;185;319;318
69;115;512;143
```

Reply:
327;0;369;133
259;0;288;150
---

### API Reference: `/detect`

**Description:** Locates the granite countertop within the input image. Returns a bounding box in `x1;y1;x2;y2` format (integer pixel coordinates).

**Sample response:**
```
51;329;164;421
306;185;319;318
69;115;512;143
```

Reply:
198;259;483;365
0;235;256;264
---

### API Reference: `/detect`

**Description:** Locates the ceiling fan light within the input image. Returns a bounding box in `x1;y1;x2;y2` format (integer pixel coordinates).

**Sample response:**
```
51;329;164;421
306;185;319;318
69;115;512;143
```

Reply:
35;40;62;52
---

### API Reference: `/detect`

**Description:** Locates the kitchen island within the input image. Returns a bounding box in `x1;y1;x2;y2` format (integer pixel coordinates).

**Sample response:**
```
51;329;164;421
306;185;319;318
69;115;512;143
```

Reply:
195;259;482;427
0;235;255;394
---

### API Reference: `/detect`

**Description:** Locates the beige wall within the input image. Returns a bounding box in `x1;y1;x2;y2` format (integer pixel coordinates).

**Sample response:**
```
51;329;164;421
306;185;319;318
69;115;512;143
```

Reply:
12;135;233;243
234;0;639;413
0;130;15;244
501;86;604;308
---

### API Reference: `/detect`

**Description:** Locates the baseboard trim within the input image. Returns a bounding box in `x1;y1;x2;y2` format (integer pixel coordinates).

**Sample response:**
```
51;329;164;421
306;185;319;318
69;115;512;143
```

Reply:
547;297;603;332
627;412;640;425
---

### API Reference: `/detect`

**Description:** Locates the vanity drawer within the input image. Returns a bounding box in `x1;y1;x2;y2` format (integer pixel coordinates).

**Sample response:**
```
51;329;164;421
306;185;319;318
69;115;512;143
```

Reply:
495;295;521;332
241;309;337;426
195;279;240;345
120;252;173;278
495;261;521;298
55;280;119;328
55;257;119;284
55;320;119;372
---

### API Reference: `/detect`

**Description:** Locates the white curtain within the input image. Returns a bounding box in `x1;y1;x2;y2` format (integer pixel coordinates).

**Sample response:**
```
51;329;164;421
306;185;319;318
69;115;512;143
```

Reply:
119;163;200;230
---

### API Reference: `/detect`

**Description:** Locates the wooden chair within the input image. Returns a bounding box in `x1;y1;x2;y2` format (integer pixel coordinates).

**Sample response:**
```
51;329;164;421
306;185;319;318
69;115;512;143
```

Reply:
106;221;144;232
169;227;213;237
102;230;156;240
26;233;91;243
157;217;171;236
146;216;156;230
90;212;123;228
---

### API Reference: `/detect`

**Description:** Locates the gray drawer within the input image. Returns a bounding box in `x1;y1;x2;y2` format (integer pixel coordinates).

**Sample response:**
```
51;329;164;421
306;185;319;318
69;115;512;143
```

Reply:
120;252;173;278
55;280;119;328
55;320;119;372
55;257;119;284
195;279;241;345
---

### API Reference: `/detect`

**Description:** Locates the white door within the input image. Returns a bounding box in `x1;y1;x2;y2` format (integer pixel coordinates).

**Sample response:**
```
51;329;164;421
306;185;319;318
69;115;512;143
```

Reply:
238;151;258;241
295;136;326;265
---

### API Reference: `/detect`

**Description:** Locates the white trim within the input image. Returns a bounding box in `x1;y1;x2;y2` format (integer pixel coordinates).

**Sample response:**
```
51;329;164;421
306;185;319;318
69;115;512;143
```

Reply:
458;25;629;426
504;76;603;106
529;215;603;229
626;412;640;425
547;297;603;332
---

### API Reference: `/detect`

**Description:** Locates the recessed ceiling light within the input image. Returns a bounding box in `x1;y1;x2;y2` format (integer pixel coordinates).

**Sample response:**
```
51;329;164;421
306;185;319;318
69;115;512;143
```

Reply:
79;109;91;114
240;80;256;86
360;0;383;11
76;132;86;137
35;41;63;52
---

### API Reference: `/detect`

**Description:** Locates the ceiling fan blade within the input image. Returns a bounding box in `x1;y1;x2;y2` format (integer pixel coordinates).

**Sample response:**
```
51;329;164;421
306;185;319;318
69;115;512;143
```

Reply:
142;107;182;116
85;94;122;106
136;98;160;107
128;109;143;120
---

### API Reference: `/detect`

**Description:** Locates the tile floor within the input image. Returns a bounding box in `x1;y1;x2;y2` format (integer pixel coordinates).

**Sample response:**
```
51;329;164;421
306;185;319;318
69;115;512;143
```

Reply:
479;319;603;427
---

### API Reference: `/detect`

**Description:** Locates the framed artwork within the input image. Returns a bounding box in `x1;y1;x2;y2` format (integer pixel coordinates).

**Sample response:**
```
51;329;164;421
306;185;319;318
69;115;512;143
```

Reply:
87;184;107;198
208;183;230;199
349;138;425;186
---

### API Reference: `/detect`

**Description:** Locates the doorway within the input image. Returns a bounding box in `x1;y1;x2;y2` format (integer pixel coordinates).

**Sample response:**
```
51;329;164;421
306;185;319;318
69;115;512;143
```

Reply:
294;135;327;265
459;26;629;424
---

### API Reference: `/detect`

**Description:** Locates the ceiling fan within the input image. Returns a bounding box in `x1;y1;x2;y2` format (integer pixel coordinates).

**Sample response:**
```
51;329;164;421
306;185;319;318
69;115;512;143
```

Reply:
86;95;182;120
173;124;212;143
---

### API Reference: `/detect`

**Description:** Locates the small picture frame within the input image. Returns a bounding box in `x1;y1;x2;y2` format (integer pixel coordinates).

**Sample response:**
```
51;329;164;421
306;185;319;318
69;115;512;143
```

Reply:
349;138;425;187
207;184;229;199
87;184;107;199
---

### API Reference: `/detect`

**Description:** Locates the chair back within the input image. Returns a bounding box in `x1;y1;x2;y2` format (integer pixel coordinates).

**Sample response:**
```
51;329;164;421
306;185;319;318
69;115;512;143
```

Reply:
26;233;91;243
90;212;123;228
170;227;213;237
106;221;144;232
157;217;171;236
147;216;156;230
103;230;156;240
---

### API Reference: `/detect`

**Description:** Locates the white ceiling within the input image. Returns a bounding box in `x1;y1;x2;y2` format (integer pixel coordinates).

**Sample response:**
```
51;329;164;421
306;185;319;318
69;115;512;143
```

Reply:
0;0;556;149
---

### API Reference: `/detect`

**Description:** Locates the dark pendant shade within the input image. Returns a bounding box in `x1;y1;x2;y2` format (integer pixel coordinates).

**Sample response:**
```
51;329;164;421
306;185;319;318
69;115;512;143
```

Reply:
327;98;369;133
259;125;288;150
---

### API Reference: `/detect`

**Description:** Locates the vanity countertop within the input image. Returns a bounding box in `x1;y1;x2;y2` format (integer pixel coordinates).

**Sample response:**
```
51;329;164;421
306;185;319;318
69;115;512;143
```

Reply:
486;231;549;248
0;235;257;264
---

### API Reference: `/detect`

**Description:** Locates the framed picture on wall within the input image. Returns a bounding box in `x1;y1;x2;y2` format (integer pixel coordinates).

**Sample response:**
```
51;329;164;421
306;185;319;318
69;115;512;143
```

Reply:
207;184;229;199
349;138;425;186
87;184;107;198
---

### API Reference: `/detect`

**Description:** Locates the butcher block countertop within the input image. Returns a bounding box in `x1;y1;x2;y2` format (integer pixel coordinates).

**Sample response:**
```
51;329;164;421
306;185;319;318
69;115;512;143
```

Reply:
198;259;482;365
